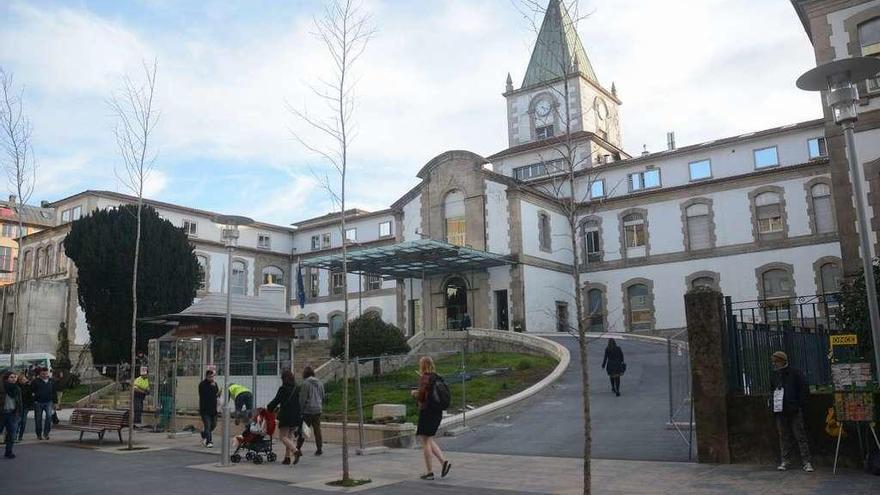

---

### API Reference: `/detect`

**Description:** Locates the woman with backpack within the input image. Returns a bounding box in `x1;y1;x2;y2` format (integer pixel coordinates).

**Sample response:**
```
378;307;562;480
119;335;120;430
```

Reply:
601;338;625;396
411;356;451;480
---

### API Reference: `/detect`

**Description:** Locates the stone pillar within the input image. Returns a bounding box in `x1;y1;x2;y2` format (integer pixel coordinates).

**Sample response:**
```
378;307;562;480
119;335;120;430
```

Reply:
684;288;730;464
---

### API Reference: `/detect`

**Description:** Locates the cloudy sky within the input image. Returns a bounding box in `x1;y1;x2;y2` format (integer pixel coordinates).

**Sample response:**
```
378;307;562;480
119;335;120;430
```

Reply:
0;0;821;226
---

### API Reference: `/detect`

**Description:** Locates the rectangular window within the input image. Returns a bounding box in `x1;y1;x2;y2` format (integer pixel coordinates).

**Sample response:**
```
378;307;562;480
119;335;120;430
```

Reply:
754;146;779;168
590;180;605;199
535;125;554;140
60;206;82;223
585;229;600;262
860;20;880;91
555;302;569;333
322;233;331;249
257;234;271;249
365;274;381;291
808;138;827;160
1;223;16;237
331;272;344;295
182;219;198;236
446;218;466;247
686;215;711;250
757;205;784;234
514;162;548;181
0;246;11;272
379;221;392;237
345;228;357;243
629;169;661;191
309;267;319;297
61;210;70;223
624;223;645;248
311;235;320;251
688;159;712;181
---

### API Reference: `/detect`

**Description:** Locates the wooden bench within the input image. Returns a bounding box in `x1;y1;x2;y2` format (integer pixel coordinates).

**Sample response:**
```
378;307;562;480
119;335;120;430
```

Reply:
55;408;130;444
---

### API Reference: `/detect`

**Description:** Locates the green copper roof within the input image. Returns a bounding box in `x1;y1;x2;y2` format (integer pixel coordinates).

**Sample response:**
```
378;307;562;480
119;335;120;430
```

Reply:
521;0;597;88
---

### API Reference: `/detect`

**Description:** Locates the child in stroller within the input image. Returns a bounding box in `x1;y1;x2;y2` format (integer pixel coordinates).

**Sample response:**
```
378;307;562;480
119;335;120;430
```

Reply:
231;407;277;464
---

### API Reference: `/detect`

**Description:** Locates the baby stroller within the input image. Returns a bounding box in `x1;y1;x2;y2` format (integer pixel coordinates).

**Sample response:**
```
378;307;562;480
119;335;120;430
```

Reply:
231;408;278;464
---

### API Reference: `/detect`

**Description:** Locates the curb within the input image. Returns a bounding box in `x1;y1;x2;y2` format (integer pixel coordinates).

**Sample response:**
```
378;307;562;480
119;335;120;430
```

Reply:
532;332;689;351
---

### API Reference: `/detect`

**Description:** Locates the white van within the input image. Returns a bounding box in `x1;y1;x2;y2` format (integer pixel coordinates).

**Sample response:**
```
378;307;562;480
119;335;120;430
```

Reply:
0;352;55;372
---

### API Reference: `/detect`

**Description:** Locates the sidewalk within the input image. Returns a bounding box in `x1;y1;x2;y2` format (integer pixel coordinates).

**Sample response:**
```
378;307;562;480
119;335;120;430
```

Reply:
17;427;880;494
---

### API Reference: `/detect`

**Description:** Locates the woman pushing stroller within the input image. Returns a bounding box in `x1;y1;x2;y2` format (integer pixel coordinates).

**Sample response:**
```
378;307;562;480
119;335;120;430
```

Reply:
231;407;277;464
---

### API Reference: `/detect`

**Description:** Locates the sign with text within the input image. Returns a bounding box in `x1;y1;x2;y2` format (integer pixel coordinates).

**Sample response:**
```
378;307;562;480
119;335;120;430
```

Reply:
830;334;858;346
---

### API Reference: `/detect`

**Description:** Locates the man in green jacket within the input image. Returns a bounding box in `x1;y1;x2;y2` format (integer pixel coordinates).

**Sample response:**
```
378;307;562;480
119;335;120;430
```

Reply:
228;383;253;424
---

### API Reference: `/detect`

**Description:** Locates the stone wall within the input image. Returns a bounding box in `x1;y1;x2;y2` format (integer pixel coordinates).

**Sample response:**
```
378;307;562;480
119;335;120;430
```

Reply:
293;340;332;375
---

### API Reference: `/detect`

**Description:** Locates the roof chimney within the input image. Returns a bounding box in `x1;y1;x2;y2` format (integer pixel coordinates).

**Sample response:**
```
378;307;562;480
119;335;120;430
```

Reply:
641;144;649;156
505;73;513;93
666;132;676;151
8;195;15;205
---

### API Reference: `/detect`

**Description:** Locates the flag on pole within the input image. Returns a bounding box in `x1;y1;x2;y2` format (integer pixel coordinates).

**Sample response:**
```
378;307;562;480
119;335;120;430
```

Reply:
296;264;306;308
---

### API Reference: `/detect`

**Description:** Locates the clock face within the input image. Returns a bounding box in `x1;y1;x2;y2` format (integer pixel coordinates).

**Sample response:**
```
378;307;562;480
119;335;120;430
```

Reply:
595;98;608;120
535;98;552;117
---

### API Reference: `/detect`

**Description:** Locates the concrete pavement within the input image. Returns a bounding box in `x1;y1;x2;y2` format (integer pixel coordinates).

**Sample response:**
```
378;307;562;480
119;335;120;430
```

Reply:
443;335;692;461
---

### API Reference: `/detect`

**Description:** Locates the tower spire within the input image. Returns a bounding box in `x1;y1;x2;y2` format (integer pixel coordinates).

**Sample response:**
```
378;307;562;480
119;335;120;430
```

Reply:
521;0;597;89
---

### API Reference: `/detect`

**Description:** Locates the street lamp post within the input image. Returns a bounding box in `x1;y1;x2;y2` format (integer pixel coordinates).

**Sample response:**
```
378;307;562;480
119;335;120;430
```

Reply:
213;215;254;467
798;56;880;377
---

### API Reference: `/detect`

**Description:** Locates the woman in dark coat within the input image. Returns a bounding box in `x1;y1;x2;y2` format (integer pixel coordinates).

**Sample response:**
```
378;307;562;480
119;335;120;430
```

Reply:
267;369;303;465
601;339;625;396
411;356;451;480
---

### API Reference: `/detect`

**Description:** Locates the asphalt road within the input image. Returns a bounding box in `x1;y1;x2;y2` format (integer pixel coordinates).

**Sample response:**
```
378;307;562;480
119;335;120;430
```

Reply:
442;335;694;462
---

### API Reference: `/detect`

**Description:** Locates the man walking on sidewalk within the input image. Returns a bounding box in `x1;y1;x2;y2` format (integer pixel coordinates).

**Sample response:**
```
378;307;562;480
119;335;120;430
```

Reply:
31;368;56;440
198;369;219;448
297;366;324;455
771;351;813;472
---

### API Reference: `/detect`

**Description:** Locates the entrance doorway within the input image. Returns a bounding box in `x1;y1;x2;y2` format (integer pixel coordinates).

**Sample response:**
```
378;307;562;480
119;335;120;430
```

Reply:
556;301;569;332
495;290;508;330
444;277;468;329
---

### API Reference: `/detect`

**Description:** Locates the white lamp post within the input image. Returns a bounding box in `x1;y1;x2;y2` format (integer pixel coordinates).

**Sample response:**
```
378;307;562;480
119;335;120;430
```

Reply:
797;56;880;376
213;214;253;467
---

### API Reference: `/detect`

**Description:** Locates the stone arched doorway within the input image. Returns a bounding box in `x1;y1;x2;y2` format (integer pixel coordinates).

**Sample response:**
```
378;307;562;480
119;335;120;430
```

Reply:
444;276;468;329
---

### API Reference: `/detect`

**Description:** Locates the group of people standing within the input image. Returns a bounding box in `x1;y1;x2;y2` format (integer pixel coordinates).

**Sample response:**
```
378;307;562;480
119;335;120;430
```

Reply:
0;367;58;459
197;365;325;465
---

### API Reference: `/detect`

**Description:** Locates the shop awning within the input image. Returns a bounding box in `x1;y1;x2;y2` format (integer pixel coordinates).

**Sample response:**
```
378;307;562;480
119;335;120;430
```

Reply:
301;239;514;279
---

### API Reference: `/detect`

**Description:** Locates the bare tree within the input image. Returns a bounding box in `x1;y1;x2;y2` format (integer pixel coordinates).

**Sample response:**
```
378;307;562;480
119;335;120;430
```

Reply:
512;1;627;493
108;59;160;450
0;68;37;368
288;0;374;483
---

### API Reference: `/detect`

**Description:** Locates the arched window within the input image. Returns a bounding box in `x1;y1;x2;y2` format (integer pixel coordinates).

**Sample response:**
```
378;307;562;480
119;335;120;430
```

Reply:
262;265;284;285
329;313;344;336
587;289;604;332
819;262;841;295
755;192;784;239
685;203;711;251
859;18;880;91
231;260;247;295
57;244;67;273
626;283;652;331
538;212;551;251
46;244;55;274
581;219;601;263
444;190;466;246
34;248;43;277
810;183;834;234
22;250;32;279
691;276;715;289
196;255;209;292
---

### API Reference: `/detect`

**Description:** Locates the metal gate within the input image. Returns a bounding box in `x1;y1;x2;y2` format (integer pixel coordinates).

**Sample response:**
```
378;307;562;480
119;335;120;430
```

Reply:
667;329;693;460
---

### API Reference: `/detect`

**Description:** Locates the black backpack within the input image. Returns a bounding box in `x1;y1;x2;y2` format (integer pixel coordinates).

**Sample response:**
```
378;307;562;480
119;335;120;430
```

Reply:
429;375;451;411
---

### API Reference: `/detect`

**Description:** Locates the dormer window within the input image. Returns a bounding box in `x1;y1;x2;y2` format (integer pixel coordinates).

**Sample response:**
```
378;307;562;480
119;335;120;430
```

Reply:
182;219;198;237
628;169;661;191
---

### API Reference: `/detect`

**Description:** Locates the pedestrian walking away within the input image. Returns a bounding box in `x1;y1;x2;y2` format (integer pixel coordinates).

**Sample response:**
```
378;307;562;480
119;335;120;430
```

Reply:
412;356;451;480
601;339;625;396
771;351;813;472
198;369;220;448
2;371;23;458
157;372;173;432
228;383;254;424
298;366;324;456
132;369;151;426
31;367;57;440
16;374;32;441
267;369;303;466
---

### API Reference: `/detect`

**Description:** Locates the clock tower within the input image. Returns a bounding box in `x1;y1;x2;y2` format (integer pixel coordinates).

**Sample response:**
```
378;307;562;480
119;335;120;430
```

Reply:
503;0;622;149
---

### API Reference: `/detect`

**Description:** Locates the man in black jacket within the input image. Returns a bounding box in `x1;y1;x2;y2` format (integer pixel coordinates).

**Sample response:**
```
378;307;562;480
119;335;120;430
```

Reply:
198;369;219;448
771;351;813;472
31;367;56;440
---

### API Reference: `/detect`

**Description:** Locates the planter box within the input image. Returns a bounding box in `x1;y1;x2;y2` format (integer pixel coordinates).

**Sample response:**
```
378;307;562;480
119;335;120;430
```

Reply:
320;421;416;449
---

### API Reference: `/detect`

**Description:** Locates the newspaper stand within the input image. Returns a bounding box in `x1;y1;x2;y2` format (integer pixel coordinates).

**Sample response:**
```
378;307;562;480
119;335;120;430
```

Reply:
829;334;880;474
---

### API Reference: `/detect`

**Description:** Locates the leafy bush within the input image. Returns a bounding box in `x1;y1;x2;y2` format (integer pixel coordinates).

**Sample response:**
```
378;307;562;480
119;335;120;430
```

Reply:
330;312;410;358
836;259;880;360
516;359;533;371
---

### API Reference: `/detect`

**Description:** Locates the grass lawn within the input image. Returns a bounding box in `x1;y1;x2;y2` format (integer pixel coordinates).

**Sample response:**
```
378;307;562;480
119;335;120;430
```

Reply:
58;384;94;405
322;352;557;424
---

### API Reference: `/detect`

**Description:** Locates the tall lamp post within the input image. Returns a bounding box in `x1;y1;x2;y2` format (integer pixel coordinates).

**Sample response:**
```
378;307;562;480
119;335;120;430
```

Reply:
797;56;880;377
213;214;254;467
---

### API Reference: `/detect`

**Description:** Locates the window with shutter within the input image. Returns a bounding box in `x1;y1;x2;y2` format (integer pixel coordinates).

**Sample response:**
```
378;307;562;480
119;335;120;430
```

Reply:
811;183;834;234
685;203;711;250
755;192;784;239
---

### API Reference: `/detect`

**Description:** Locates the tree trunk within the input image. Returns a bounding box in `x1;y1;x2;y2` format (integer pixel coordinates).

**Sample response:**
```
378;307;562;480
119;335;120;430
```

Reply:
128;198;142;450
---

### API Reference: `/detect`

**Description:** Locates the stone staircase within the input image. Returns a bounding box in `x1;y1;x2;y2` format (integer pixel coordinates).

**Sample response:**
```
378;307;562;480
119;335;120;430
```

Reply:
294;340;332;375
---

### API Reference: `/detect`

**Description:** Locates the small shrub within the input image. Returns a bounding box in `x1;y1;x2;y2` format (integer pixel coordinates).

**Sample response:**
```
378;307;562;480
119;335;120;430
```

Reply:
516;359;532;371
330;313;410;358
